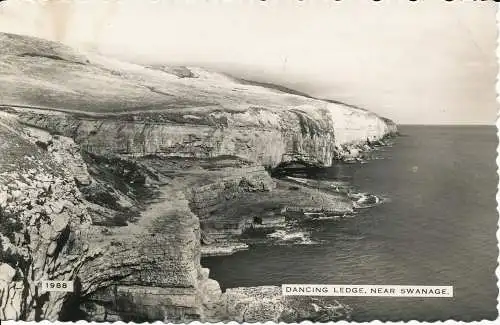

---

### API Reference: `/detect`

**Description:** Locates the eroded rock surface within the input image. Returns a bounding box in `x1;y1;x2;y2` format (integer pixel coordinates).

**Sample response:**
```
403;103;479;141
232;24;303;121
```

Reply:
0;114;93;320
217;286;352;322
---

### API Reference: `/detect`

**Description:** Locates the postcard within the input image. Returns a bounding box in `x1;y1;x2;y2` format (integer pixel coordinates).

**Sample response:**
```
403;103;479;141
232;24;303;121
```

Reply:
0;0;498;323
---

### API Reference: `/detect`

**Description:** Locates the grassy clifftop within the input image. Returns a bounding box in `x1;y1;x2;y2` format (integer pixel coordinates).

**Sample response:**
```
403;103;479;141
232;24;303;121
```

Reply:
0;32;391;123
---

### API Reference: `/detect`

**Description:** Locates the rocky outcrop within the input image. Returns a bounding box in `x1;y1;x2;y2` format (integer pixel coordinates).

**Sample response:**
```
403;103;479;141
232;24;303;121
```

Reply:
0;114;220;322
217;286;352;322
0;32;397;322
0;114;94;320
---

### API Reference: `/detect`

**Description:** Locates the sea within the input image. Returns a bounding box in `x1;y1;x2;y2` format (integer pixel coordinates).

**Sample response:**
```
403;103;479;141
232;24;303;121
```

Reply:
202;125;499;321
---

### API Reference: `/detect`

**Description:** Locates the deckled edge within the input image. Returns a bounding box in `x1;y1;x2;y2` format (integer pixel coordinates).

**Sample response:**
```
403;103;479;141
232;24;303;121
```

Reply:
495;3;500;325
3;2;500;325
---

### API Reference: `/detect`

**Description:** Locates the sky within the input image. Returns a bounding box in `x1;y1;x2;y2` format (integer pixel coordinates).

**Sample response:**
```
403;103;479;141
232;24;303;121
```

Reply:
0;0;497;124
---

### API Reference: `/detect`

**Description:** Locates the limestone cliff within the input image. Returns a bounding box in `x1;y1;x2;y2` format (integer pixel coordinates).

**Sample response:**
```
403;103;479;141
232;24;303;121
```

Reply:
0;32;396;167
0;32;396;322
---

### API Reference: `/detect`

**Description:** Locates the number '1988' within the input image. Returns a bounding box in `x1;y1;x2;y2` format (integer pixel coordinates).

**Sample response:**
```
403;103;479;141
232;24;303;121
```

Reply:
40;281;74;292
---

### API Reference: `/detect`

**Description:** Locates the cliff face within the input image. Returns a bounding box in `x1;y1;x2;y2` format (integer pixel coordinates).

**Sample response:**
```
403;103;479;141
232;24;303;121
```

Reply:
0;114;221;322
13;103;396;168
0;113;94;320
0;32;396;322
0;31;395;168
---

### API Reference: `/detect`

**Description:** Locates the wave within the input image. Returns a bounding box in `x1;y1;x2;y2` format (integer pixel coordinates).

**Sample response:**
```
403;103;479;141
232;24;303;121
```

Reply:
304;213;354;221
267;229;319;245
349;192;389;209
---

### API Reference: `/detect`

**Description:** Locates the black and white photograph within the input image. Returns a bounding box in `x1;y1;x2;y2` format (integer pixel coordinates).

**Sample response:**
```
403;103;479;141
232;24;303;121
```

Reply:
0;0;498;322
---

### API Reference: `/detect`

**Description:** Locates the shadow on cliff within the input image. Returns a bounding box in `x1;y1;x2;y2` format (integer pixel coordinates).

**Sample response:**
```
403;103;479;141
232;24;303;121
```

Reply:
59;278;87;321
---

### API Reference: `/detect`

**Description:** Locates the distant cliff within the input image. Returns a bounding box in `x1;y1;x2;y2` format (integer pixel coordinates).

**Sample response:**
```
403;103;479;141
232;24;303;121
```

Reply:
0;32;395;322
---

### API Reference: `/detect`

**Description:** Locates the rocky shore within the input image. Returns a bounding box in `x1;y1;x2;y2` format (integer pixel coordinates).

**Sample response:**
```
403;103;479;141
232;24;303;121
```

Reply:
0;32;396;322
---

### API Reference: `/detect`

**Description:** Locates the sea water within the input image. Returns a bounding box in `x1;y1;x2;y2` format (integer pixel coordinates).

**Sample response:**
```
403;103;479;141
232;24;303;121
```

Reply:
202;125;498;321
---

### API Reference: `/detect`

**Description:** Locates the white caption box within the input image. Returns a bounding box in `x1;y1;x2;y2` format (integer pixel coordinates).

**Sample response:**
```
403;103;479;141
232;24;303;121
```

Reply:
282;284;453;297
40;281;74;293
